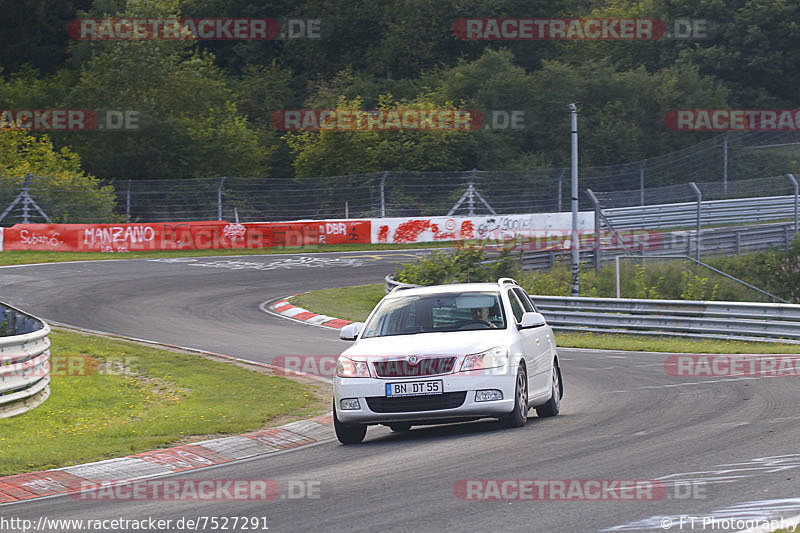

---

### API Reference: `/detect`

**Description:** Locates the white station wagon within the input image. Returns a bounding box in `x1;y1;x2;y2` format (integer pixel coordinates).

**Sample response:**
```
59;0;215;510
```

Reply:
333;278;563;444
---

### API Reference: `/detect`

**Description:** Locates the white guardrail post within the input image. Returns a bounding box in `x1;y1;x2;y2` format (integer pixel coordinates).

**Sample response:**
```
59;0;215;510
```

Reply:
0;302;51;418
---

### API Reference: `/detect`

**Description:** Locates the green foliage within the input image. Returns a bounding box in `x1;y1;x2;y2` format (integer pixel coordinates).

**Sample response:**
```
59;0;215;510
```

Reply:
47;0;267;180
706;235;800;303
1;0;798;193
395;247;521;286
0;130;118;223
679;270;718;301
633;264;664;299
394;244;800;303
286;94;478;177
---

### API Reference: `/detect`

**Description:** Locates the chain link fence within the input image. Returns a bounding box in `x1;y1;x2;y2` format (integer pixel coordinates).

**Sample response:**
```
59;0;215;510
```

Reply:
1;131;798;224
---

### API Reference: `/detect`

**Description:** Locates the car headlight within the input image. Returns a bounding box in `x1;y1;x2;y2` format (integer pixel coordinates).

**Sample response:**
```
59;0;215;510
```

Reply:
336;356;371;378
460;346;509;372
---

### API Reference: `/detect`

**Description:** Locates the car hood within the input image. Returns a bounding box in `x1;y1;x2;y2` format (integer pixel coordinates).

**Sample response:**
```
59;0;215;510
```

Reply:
341;330;511;360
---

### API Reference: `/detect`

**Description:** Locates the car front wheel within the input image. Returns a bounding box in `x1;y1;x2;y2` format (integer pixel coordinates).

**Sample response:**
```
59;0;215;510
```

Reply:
334;403;367;444
536;363;562;418
499;364;528;428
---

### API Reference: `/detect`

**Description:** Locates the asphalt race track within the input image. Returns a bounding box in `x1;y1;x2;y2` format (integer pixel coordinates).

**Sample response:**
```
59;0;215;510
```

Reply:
2;250;800;532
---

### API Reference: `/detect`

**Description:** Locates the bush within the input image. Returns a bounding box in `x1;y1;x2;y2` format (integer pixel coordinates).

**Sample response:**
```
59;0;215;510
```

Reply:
394;239;800;303
394;247;521;285
0;131;119;224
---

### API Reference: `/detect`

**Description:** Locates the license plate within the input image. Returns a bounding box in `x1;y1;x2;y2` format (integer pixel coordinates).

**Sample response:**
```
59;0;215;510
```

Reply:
385;380;443;397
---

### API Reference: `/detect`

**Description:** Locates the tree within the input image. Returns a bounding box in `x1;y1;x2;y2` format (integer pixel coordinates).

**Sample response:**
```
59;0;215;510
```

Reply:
0;130;118;223
0;0;92;74
57;0;266;179
285;94;477;177
570;0;800;107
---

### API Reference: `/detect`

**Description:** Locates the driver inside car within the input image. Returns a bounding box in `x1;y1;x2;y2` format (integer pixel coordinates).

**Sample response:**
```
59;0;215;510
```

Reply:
471;306;498;327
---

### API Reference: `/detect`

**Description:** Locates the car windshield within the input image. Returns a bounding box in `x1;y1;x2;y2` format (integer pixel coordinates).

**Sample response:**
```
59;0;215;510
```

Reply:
361;291;506;338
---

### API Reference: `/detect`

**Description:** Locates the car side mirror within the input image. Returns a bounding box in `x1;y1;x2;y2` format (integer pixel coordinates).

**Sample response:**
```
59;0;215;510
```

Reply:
339;322;364;341
520;312;546;329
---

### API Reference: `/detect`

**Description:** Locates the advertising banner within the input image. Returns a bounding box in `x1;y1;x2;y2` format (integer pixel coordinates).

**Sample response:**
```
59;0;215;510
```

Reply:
1;220;371;252
372;213;595;247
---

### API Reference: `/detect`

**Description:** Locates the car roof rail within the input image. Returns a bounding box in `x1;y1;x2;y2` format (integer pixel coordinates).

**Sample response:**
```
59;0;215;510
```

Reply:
390;283;420;293
497;278;519;287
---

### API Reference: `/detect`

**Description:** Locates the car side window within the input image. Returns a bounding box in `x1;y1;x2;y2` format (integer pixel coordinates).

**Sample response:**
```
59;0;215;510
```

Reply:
507;290;525;323
513;288;534;313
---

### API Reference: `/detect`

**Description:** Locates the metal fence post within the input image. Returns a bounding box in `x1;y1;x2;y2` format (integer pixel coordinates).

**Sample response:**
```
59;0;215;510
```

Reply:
787;173;798;234
126;179;131;223
723;133;728;195
380;171;387;217
0;174;50;224
557;168;566;211
586;188;602;272
689;182;702;262
217;177;227;220
639;161;645;206
21;175;31;223
468;168;477;216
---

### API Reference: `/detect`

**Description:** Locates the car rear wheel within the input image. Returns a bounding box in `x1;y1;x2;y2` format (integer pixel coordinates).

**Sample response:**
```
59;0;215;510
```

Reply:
536;363;562;418
388;423;412;432
334;403;367;444
499;364;528;428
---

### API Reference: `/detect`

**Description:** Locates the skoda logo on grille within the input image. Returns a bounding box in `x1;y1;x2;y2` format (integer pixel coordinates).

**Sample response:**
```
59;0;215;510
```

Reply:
407;355;420;365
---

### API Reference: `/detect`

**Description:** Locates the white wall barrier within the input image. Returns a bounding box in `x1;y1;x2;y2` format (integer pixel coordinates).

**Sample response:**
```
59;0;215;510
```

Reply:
372;212;595;245
0;303;51;418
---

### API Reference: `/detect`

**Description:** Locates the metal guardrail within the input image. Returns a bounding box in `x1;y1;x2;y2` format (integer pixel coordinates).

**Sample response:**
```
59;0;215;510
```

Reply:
382;276;800;344
605;195;798;230
533;296;800;344
0;303;51;418
384;274;419;294
519;222;797;271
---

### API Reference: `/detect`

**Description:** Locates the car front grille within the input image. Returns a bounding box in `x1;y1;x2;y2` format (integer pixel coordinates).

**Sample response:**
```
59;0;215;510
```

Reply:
365;392;467;413
373;357;457;378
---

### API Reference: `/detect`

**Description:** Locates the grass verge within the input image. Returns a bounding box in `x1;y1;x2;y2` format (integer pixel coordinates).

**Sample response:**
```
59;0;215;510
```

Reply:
292;284;386;322
0;242;451;267
290;283;800;354
0;328;328;476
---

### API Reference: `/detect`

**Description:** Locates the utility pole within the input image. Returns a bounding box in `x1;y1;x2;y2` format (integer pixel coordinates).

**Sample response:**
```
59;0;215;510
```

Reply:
569;103;581;297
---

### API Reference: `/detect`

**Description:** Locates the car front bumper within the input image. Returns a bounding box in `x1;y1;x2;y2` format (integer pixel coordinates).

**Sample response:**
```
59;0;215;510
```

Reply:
334;369;517;424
